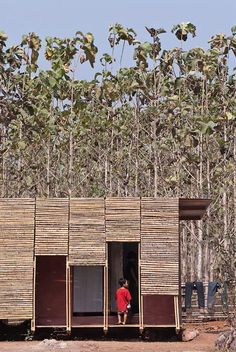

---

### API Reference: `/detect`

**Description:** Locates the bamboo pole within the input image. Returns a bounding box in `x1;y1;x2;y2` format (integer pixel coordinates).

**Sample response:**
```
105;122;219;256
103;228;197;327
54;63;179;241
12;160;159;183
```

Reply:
174;296;178;330
66;258;69;331
31;257;36;332
138;241;142;329
141;295;144;330
174;296;180;331
104;243;108;332
68;264;71;331
103;266;106;330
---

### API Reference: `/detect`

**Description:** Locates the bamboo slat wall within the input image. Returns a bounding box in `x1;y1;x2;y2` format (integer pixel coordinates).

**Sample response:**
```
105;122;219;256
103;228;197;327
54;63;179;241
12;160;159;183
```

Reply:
69;198;105;265
141;198;179;295
0;197;182;320
105;197;140;242
0;199;35;319
35;198;69;255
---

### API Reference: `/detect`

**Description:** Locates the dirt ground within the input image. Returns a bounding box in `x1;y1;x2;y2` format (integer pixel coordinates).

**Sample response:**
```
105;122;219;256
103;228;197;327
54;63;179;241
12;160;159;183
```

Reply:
0;321;229;352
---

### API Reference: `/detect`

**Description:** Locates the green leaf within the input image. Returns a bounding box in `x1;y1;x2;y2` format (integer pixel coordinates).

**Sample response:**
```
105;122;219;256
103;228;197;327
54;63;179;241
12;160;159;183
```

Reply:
48;76;57;88
31;49;39;66
18;141;26;150
200;121;217;134
175;77;185;88
0;31;8;41
26;176;33;186
225;112;235;120
171;22;196;41
100;53;113;66
231;26;236;35
84;32;94;44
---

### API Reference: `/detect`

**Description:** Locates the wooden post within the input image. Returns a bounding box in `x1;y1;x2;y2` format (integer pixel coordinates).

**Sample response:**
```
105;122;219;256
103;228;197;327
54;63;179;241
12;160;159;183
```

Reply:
104;243;108;332
103;266;106;330
31;257;36;332
66;259;69;331
66;261;71;332
174;296;180;331
138;243;142;331
141;295;144;330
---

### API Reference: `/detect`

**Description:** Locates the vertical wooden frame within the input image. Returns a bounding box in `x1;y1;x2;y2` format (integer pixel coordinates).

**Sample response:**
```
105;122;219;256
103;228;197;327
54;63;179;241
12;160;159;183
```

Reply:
31;257;36;331
66;261;68;330
103;266;106;330
141;295;144;330
66;258;72;331
66;259;70;331
174;295;177;329
139;198;143;330
138;243;142;329
104;243;108;331
67;197;71;331
174;296;180;331
104;199;108;332
31;198;36;331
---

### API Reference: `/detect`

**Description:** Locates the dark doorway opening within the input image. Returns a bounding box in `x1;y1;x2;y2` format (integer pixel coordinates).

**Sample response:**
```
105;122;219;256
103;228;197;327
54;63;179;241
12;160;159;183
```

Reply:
108;242;139;325
35;256;66;327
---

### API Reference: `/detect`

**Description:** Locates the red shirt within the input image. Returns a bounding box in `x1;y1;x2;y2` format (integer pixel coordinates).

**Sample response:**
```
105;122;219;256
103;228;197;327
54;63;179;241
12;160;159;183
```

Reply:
115;287;132;312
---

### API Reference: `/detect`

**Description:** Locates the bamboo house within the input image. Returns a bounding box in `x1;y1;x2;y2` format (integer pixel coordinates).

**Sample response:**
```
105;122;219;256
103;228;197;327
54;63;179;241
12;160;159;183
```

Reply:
0;197;210;333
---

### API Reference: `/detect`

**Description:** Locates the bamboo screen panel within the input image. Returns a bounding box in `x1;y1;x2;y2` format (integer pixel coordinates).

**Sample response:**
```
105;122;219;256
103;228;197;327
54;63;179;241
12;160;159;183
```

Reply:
35;198;69;255
105;197;140;242
69;198;105;265
141;198;179;295
0;199;35;319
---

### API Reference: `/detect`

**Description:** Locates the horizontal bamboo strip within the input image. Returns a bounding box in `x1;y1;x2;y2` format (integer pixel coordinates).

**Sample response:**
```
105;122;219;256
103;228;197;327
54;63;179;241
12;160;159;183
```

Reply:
0;199;34;320
69;198;105;265
141;198;179;295
106;197;140;242
35;198;69;255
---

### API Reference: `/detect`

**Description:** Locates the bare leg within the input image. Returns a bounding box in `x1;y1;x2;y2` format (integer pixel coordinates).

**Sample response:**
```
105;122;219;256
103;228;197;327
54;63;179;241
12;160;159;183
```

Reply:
123;312;127;325
117;313;122;324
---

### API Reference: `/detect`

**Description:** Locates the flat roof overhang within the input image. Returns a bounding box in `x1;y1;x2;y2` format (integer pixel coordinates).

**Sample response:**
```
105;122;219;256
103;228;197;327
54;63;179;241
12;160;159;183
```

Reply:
179;198;211;220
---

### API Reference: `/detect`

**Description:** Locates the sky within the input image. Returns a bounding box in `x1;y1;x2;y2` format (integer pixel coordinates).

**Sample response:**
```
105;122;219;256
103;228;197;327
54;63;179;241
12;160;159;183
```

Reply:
1;0;236;78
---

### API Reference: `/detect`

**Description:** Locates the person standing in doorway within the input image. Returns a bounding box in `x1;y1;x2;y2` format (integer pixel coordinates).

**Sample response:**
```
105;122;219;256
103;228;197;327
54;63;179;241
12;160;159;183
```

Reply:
124;251;138;313
115;278;132;325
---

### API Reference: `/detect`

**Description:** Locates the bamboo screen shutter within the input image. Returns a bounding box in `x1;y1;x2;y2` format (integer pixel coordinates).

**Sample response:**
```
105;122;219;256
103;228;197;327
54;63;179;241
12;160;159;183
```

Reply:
69;198;105;265
105;197;140;242
35;198;69;255
141;198;179;295
0;199;35;319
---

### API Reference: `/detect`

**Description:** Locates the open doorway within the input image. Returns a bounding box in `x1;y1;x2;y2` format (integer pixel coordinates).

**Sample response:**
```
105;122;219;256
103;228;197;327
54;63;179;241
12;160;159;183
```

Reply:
108;242;139;325
72;265;104;326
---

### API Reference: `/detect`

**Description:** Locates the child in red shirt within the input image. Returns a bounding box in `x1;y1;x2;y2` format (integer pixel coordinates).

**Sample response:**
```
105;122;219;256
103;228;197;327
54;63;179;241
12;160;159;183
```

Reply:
115;278;132;325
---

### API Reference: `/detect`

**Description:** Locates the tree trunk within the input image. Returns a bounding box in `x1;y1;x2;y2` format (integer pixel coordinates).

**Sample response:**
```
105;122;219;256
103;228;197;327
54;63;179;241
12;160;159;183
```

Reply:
197;134;203;281
234;127;236;280
152;121;158;197
109;114;114;196
1;125;6;197
68;130;73;197
223;122;228;250
105;155;108;195
46;141;50;197
16;122;22;197
134;104;139;197
204;143;211;282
